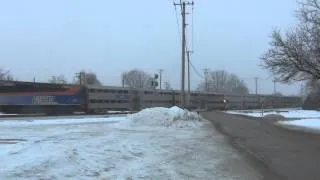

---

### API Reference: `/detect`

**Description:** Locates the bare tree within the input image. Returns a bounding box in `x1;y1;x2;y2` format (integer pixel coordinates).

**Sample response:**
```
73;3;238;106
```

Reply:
211;70;229;92
74;70;102;85
0;68;14;81
306;79;320;93
197;70;249;94
85;72;102;85
122;69;154;89
48;75;68;84
261;0;320;83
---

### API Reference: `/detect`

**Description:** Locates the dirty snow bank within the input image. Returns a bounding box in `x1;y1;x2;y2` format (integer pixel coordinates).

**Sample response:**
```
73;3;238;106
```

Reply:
124;106;202;128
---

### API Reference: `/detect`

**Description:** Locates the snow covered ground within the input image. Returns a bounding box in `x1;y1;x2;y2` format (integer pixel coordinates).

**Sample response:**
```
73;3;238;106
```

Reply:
227;109;320;119
0;107;260;180
276;119;320;133
227;109;320;133
0;112;17;116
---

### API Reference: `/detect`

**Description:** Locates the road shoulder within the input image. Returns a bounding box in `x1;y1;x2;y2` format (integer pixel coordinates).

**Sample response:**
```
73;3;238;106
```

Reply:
202;111;320;180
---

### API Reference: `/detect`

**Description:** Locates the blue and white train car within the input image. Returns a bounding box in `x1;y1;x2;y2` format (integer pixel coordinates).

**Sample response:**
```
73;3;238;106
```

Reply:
0;81;87;114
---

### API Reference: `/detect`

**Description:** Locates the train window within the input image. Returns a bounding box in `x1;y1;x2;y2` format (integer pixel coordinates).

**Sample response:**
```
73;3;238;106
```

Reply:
144;91;152;95
111;100;116;103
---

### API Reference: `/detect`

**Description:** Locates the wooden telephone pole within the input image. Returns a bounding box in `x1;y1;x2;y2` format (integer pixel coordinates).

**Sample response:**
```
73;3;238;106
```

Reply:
174;0;194;108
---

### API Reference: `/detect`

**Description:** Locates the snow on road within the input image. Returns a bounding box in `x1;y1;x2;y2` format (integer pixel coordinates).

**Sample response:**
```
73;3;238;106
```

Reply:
0;107;260;180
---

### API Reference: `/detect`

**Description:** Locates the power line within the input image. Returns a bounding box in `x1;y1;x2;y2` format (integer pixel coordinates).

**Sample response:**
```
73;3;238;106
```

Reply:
173;1;181;40
190;60;205;79
191;3;194;52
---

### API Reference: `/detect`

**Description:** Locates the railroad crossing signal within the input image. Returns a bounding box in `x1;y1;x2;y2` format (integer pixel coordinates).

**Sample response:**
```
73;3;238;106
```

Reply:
151;73;159;88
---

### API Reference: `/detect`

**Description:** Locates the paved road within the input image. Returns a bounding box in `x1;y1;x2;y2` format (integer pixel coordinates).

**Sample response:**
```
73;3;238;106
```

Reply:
202;111;320;180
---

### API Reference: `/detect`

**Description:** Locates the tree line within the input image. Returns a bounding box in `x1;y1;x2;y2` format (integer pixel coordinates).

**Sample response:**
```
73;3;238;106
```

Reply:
121;69;250;94
0;69;101;86
0;68;250;94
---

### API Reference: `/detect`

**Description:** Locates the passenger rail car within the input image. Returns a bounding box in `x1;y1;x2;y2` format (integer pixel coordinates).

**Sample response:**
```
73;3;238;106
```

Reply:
86;85;226;113
224;93;301;110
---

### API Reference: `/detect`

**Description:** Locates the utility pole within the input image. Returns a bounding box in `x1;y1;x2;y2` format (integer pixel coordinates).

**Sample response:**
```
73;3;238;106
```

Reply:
164;81;170;90
203;68;210;92
254;77;259;95
75;71;85;85
186;51;193;94
174;0;194;108
273;79;277;94
186;50;193;106
159;69;163;90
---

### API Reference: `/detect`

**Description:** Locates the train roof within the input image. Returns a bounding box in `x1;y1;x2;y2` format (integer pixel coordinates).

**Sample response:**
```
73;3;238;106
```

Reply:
0;80;79;88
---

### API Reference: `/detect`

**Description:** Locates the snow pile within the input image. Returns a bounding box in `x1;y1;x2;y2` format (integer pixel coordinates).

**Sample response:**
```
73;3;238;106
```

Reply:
276;119;320;133
125;106;202;128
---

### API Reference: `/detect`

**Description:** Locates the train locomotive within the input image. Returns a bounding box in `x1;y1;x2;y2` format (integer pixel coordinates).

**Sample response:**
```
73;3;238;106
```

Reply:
0;80;87;114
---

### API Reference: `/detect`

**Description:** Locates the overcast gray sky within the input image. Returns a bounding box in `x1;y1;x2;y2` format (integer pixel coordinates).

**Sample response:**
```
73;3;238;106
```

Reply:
0;0;303;95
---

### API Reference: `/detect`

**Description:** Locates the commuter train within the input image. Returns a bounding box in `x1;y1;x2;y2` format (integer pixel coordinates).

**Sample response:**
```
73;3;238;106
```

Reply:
0;81;87;114
0;80;302;115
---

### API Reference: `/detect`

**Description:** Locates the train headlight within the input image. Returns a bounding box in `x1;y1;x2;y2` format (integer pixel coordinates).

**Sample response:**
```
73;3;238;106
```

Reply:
223;99;227;103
